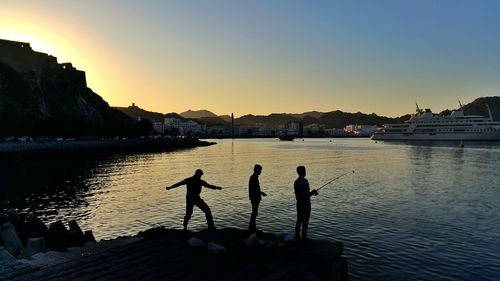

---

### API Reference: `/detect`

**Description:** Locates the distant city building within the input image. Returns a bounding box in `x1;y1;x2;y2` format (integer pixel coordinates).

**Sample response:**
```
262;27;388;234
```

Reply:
344;124;378;136
164;117;181;128
163;117;204;136
325;128;346;136
179;120;204;135
238;123;276;136
152;121;165;134
207;125;232;136
304;123;326;135
286;121;302;136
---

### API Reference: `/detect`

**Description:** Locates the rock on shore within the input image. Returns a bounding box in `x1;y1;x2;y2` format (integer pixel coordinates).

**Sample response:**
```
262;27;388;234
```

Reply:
4;227;348;281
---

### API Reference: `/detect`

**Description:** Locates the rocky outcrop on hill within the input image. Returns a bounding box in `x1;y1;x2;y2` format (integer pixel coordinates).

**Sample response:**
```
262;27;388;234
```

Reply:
0;39;145;137
114;104;166;122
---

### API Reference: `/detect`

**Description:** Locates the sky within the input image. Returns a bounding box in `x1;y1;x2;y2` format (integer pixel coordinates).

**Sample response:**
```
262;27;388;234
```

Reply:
1;0;500;117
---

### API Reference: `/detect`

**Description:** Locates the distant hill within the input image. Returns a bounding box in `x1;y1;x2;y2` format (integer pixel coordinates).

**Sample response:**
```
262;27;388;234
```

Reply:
115;97;500;130
288;111;325;119
114;105;189;122
197;117;229;126
315;111;409;128
236;114;302;126
219;115;232;122
0;39;148;137
164;112;186;120
180;109;218;119
460;97;500;120
233;111;408;128
114;104;165;122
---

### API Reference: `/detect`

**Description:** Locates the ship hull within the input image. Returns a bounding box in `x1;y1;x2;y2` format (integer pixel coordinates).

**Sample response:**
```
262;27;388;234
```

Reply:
371;132;500;141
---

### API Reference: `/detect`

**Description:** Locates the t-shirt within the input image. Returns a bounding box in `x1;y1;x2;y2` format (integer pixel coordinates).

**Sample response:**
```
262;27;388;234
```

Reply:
294;177;311;209
249;174;261;201
179;176;208;198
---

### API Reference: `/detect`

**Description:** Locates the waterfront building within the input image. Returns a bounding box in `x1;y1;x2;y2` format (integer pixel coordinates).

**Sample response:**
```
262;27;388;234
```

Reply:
163;117;204;136
304;123;326;136
179;120;204;135
344;124;378;136
207;125;233;136
164;117;182;129
152;121;165;134
325;128;346;136
286;121;302;136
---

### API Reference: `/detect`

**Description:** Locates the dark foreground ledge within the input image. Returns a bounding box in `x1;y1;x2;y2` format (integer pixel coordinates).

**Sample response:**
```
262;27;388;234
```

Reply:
4;228;347;281
0;138;215;154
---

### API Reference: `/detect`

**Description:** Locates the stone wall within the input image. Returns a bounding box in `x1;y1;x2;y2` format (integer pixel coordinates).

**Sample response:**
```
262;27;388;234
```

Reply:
0;39;86;86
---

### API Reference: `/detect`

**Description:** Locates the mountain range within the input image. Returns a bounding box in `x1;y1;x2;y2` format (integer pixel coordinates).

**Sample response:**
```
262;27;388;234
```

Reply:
113;97;500;129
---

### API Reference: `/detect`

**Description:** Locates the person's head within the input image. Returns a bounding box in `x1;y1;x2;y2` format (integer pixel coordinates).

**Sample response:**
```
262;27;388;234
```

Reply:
253;164;262;175
194;169;204;178
296;166;306;177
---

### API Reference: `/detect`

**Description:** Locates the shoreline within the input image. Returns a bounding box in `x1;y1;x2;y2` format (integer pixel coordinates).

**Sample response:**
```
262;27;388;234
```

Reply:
3;227;348;281
0;138;215;154
201;136;371;139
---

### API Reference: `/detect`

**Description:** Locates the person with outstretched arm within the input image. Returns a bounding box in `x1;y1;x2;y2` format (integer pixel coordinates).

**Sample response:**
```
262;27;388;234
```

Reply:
248;164;267;233
294;165;318;243
166;169;222;230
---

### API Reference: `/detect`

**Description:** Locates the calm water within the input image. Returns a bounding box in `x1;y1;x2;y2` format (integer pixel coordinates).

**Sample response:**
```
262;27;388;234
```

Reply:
1;138;499;281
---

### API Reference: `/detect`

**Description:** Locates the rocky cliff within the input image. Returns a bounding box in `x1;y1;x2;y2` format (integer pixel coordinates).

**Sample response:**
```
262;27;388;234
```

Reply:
0;39;139;137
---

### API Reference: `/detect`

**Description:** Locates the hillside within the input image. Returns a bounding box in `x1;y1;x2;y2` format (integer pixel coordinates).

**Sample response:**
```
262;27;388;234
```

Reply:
233;111;408;128
437;97;500;120
0;39;146;137
180;109;218;119
288;111;325;119
236;114;302;126
114;98;500;130
315;111;410;128
461;97;500;120
114;104;165;122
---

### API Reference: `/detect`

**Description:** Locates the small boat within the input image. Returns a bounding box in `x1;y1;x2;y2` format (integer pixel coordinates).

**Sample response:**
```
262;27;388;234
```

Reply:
279;136;294;141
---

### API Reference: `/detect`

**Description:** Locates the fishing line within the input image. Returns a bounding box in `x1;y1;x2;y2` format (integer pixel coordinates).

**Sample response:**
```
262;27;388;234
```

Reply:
316;170;355;191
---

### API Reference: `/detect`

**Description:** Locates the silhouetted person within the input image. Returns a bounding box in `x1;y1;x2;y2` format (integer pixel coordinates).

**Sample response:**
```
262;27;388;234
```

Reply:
248;164;267;233
166;169;222;230
294;166;318;243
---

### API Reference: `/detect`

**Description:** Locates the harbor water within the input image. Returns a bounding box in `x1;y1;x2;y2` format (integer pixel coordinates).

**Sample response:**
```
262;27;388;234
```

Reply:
1;138;499;280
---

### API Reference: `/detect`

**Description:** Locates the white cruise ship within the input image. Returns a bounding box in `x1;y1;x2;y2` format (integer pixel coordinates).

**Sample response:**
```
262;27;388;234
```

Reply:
371;104;500;141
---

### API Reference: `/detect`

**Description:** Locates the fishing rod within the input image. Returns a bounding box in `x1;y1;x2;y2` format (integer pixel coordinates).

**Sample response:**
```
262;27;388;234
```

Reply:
316;170;355;191
136;219;164;228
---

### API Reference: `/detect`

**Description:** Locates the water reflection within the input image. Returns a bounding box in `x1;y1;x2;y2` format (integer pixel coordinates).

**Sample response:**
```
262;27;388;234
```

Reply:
1;139;499;281
0;154;99;214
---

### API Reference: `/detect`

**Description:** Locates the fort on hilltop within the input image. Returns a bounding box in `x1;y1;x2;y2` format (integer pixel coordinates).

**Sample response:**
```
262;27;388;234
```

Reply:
0;38;86;87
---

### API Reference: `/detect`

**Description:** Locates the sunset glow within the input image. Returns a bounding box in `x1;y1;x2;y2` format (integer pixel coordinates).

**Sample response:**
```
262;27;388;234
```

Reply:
2;1;500;117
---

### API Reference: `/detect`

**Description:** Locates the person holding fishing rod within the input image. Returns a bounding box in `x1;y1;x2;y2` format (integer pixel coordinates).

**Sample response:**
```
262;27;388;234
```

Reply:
294;166;355;243
166;169;222;231
294;165;318;243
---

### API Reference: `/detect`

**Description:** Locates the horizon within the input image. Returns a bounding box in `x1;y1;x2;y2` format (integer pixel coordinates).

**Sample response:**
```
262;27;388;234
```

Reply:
2;1;500;118
124;101;493;119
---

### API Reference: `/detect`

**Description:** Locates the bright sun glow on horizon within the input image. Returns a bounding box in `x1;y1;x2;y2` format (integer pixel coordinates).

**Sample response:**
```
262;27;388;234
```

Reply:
1;1;500;118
